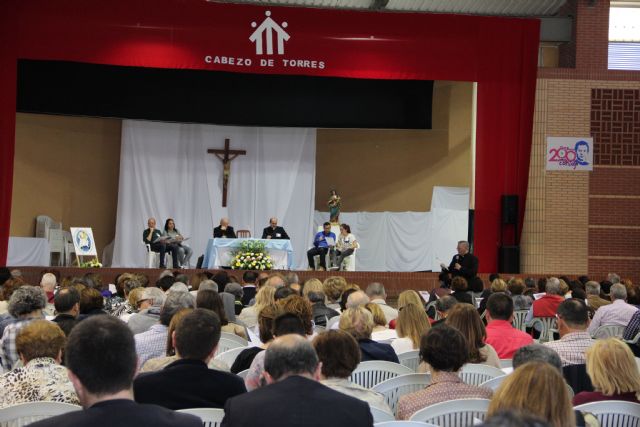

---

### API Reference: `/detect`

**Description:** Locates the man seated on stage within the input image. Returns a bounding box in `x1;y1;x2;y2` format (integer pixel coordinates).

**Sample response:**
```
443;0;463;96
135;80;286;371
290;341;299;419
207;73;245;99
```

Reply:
262;217;290;240
213;217;236;238
307;222;336;271
440;240;478;284
143;218;179;269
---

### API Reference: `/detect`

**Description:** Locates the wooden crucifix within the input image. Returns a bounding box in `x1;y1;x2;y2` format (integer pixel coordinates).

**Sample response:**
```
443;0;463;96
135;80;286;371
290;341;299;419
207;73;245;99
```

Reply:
208;138;246;207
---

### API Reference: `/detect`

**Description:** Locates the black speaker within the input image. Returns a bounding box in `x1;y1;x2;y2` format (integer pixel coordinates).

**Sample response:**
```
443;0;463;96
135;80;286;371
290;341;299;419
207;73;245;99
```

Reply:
498;246;520;273
501;195;518;225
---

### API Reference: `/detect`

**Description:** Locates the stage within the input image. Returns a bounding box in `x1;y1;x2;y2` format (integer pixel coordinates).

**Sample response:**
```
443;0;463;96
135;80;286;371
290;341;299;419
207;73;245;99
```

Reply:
12;267;550;300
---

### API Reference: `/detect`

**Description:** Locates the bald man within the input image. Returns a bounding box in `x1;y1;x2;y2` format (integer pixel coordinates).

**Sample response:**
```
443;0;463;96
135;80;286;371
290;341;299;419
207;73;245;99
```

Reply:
261;218;290;240
213;218;236;238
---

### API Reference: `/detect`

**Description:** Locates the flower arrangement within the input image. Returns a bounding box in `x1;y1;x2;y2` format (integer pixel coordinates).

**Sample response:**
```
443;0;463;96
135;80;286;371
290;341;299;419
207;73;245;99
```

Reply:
231;240;273;270
80;258;102;268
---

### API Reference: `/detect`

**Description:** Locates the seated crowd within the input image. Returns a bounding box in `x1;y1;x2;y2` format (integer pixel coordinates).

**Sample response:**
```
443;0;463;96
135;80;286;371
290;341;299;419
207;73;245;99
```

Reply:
0;267;639;427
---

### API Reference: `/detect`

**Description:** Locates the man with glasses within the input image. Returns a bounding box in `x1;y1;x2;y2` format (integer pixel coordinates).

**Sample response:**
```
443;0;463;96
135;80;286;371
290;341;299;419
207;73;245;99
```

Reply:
262;217;290;240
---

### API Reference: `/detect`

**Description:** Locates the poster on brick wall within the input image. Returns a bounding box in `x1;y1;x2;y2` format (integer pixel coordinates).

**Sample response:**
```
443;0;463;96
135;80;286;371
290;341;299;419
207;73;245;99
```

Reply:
546;137;593;171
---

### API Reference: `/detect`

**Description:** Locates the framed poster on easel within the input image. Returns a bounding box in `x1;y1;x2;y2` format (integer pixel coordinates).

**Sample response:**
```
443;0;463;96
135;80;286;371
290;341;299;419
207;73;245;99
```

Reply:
70;227;99;266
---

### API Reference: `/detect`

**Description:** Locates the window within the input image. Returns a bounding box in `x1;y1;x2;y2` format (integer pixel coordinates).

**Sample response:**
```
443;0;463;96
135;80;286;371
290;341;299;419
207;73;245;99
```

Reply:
609;4;640;70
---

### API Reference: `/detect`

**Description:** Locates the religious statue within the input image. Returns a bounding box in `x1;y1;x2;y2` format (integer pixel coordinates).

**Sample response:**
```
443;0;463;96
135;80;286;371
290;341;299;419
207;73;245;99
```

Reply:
208;139;246;207
327;189;341;223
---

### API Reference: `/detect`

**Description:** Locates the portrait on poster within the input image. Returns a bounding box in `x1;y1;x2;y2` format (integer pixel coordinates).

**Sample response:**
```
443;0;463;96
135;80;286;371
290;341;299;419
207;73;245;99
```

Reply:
546;137;593;171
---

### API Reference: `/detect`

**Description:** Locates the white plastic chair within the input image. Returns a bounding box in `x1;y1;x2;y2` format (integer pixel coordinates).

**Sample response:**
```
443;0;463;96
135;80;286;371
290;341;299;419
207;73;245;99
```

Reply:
370;406;395;423
408;398;491;426
177;408;225;427
528;316;558;343
459;364;505;386
236;369;249;379
214;346;246;368
215;337;247;355
375;422;439;427
478;374;508;391
341;248;357;271
573;400;640;427
326;315;341;330
425;301;440;320
350;361;413;389
499;359;512;369
511;310;529;331
220;332;249;346
372;373;432;416
145;244;174;269
48;229;66;266
397;350;421;372
591;324;626;339
0;402;82;426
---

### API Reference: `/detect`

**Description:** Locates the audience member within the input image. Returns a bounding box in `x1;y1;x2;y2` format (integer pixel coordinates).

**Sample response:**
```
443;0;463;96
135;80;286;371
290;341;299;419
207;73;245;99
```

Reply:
0;285;47;372
301;278;324;299
366;303;397;341
487;362;575;427
478;278;508;314
127;287;166;334
508;278;533;310
450;276;473;305
512;344;562;372
224;282;244;315
485;293;533;359
157;275;176;293
0;320;78;408
231;304;278;374
40;272;57;315
588;283;638;335
445;303;500;368
240;271;258;306
624;309;640;348
323;276;348;311
481;410;551;427
365;282;398;324
0;277;25;317
264;273;285;289
339;288;359;312
314;330;392;413
308;291;339;327
346;290;370;309
245;313;307;390
222;334;373;427
584;281;610;318
140;308;193;372
432;295;458;326
572;338;640;405
79;287;106;317
198;279;218;293
237;285;275;329
525;277;564;325
28;316;200;427
388;290;424;329
111;274;142;318
273;286;297;301
339;306;399;363
135;291;195;366
391;303;430;354
52;287;80;336
196;290;247;339
397;324;493;420
134;309;246;409
545;299;594;366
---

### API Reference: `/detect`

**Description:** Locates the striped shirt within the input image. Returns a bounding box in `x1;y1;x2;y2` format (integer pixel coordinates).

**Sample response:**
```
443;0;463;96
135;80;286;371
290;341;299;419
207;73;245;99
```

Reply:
544;331;595;367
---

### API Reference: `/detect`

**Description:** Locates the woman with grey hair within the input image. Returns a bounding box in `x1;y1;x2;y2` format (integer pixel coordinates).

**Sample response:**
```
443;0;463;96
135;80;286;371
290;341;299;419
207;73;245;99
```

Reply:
0;285;47;372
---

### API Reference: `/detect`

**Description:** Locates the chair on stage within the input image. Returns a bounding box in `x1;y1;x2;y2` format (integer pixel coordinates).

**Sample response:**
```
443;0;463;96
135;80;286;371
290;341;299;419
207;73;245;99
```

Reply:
145;244;175;269
236;229;251;238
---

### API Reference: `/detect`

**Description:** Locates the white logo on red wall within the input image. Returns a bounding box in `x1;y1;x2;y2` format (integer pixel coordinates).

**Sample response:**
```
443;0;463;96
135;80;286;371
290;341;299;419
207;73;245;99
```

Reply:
249;11;290;55
203;9;325;70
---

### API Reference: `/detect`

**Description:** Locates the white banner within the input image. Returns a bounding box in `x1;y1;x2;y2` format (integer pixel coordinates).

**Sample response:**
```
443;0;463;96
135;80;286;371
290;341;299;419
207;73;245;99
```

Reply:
546;137;593;171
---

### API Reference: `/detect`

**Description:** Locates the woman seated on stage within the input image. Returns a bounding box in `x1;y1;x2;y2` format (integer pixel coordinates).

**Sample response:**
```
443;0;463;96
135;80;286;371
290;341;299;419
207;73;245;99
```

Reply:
331;224;358;271
163;218;192;268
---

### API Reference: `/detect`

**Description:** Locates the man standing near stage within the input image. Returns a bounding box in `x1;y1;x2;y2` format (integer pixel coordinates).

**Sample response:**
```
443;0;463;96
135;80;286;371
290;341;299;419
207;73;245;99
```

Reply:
440;240;478;284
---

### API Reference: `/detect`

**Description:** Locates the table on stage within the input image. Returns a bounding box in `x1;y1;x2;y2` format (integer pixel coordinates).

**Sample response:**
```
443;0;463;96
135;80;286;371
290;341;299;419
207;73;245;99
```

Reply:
7;237;50;266
202;238;294;270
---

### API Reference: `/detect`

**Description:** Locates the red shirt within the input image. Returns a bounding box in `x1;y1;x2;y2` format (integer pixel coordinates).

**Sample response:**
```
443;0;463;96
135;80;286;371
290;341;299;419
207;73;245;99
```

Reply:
485;319;534;359
532;294;564;318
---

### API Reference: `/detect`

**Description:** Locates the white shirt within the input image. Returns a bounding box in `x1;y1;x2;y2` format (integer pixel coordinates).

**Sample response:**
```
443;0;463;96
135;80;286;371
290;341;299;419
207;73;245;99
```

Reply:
337;233;358;251
588;299;638;335
391;337;416;354
371;328;398;342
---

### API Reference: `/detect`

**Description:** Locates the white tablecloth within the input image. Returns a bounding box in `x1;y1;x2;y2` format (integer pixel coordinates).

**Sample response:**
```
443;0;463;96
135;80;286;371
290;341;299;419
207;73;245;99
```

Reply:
7;237;50;266
202;238;294;269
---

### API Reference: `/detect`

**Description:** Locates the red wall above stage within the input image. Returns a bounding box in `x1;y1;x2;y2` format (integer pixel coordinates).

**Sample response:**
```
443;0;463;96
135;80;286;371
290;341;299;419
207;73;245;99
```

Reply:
0;0;539;271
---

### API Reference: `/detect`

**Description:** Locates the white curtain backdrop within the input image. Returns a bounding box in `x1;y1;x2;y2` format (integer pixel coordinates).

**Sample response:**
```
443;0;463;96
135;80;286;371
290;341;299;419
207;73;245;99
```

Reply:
313;186;470;272
112;120;316;269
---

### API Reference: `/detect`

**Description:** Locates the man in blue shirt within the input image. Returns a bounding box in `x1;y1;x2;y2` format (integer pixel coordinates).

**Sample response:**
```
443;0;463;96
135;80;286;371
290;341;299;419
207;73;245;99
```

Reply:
307;222;336;271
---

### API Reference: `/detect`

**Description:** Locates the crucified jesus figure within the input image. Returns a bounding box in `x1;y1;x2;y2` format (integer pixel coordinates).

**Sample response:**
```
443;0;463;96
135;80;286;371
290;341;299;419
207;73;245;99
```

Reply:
207;138;246;207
